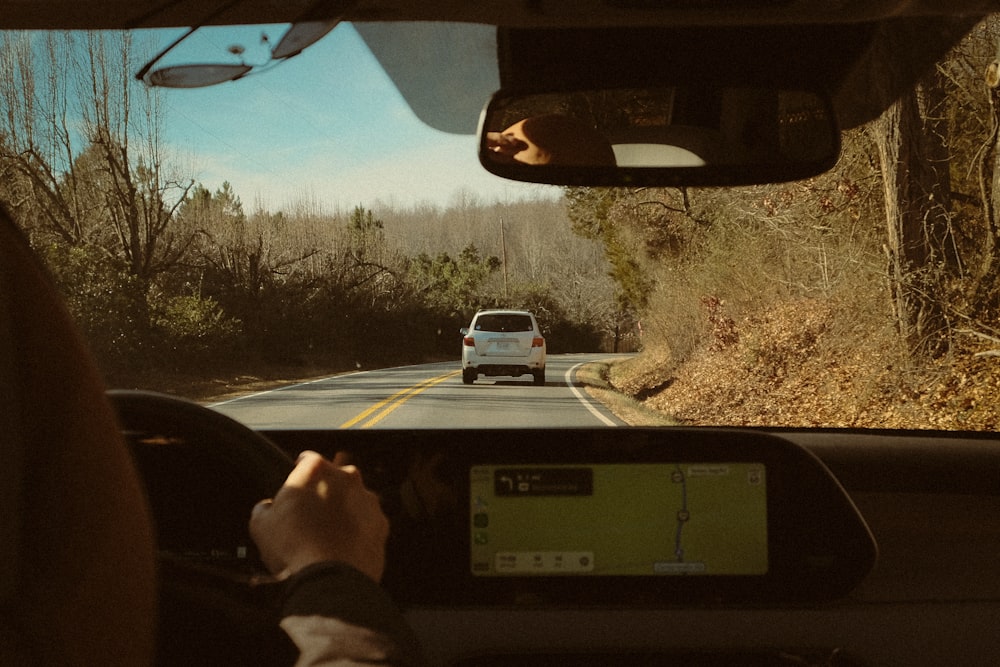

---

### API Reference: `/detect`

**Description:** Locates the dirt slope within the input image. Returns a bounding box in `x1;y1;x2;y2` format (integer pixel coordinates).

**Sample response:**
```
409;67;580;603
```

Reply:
607;299;1000;430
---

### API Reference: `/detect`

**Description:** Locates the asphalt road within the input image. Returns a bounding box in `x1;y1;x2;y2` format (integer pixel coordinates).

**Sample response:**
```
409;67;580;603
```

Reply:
209;353;628;429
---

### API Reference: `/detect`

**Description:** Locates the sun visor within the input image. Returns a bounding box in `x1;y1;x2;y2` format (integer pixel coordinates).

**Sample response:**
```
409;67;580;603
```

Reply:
495;19;983;130
354;22;500;134
497;24;871;92
353;18;981;136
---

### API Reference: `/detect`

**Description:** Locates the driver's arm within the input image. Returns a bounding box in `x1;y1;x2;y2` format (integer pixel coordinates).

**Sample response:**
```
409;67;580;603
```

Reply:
250;451;425;666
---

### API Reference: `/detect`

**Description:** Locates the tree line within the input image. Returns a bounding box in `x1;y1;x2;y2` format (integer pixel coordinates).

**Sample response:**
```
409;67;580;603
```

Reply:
0;31;619;385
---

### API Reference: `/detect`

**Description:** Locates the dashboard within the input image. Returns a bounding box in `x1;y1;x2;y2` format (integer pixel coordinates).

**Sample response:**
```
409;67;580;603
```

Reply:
115;392;1000;665
267;428;875;608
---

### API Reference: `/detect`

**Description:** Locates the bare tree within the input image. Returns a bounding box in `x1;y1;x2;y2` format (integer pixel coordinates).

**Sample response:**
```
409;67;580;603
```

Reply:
0;32;89;243
0;31;194;281
868;41;958;355
960;17;1000;308
76;31;194;283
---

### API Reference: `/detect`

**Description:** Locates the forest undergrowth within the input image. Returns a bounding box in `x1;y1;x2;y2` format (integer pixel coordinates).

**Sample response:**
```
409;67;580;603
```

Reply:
607;299;1000;430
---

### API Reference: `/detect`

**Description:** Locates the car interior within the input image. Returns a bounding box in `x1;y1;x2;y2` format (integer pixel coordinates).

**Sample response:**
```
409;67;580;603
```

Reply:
3;1;1000;665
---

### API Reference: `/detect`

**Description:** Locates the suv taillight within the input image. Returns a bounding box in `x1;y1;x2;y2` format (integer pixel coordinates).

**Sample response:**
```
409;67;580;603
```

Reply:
464;337;475;346
532;337;545;348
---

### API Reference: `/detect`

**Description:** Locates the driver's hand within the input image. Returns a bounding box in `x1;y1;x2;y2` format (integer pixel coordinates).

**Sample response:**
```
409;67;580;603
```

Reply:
249;451;389;583
486;131;528;156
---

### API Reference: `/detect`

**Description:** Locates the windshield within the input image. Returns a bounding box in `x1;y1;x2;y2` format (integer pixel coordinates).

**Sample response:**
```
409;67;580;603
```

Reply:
2;21;998;431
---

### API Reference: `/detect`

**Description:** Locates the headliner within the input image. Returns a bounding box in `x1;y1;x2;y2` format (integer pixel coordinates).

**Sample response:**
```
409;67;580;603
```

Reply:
0;0;994;30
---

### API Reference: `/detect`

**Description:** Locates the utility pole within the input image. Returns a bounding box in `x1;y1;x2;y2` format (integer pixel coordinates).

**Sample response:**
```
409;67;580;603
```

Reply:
500;217;509;300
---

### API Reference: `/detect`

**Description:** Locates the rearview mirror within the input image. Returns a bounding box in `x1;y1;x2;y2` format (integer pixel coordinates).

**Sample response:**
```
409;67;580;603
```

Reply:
478;86;839;187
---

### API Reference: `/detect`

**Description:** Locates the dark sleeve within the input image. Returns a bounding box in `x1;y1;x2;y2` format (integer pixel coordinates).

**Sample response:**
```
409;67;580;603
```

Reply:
279;562;427;667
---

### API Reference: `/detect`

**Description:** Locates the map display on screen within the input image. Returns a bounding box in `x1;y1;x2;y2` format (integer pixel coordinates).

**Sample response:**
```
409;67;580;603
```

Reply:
470;463;768;576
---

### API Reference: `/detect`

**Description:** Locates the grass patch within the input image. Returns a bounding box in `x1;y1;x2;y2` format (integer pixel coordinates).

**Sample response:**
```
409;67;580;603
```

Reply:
575;359;678;426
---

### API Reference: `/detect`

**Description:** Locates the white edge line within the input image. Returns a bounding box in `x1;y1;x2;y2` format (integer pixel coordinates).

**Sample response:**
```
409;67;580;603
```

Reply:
565;362;619;427
207;373;360;408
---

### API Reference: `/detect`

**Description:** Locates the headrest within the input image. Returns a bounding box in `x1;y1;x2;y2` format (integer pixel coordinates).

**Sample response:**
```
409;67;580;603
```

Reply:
0;207;156;664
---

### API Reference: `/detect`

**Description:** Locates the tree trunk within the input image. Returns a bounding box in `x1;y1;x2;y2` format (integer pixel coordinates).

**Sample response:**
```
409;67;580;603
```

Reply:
974;84;1000;309
872;73;955;355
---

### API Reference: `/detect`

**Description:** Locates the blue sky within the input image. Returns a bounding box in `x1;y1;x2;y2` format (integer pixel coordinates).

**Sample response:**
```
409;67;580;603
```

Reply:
148;23;557;212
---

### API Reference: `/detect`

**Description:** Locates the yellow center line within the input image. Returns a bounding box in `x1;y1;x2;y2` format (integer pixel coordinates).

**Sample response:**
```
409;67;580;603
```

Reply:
339;370;460;429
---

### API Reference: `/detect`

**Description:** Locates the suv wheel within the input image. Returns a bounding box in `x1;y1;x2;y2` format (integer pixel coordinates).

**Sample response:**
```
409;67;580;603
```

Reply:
532;368;545;386
462;368;476;385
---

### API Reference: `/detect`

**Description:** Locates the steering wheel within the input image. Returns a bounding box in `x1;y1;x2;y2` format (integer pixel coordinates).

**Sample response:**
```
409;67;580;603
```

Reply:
107;390;297;665
109;389;293;489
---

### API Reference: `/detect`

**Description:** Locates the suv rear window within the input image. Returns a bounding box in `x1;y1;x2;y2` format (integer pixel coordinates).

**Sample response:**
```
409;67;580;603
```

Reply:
474;314;534;332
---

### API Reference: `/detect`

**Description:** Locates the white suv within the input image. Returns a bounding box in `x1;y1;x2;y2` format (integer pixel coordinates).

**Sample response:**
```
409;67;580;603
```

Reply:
460;310;546;385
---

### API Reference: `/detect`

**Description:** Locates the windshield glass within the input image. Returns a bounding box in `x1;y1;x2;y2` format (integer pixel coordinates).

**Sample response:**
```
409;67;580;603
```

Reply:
2;21;999;431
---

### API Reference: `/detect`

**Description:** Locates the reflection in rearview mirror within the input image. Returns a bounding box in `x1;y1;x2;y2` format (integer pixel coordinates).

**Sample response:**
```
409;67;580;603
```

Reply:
478;86;839;187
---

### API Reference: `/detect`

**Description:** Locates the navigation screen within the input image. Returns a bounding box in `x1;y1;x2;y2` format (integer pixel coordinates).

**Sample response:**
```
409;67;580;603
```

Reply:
470;463;768;576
